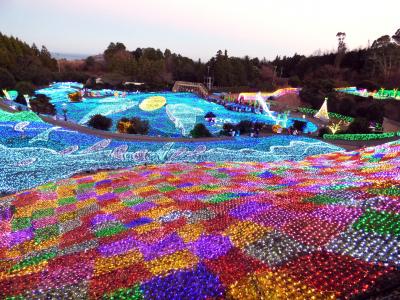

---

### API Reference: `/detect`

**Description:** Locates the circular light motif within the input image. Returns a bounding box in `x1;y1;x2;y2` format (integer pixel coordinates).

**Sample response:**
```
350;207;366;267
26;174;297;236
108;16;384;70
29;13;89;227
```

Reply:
139;96;167;111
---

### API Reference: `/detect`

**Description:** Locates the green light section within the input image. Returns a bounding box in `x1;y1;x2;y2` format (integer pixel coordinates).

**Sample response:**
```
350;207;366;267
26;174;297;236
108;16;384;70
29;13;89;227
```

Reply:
207;193;236;204
324;131;400;141
31;208;55;220
95;223;125;238
11;217;31;231
5;296;26;300
58;196;77;206
158;185;177;192
10;251;57;272
114;186;131;193
353;210;400;236
369;187;400;197
201;184;221;191
336;87;400;100
103;284;143;300
0;109;43;122
304;195;344;205
34;224;59;243
122;198;146;207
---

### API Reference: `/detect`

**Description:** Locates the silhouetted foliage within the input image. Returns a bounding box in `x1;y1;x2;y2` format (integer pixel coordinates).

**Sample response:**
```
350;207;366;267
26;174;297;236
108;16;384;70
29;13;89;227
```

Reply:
300;78;338;109
126;117;150;135
318;127;330;137
288;75;301;87
292;120;307;132
30;94;56;116
221;123;236;135
117;117;150;135
356;80;380;91
190;123;212;138
221;121;266;136
0;67;16;89
15;81;35;95
204;112;216;119
236;120;255;134
14;94;27;106
346;118;371;134
0;33;57;85
87;114;112;131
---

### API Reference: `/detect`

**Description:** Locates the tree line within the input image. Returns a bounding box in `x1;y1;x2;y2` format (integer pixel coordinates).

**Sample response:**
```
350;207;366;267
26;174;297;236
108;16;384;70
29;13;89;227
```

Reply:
1;29;400;95
0;32;58;92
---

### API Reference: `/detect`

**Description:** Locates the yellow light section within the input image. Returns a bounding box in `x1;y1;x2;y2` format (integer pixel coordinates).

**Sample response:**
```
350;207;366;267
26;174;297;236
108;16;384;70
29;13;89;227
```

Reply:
139;96;167;111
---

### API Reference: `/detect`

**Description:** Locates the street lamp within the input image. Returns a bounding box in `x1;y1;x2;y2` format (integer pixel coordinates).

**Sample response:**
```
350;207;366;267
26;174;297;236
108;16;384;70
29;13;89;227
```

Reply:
62;103;68;121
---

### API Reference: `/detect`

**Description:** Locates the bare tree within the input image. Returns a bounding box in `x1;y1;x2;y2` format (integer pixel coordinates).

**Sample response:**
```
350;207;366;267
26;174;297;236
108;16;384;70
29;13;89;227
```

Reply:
335;32;346;68
336;32;347;53
393;28;400;45
370;35;399;79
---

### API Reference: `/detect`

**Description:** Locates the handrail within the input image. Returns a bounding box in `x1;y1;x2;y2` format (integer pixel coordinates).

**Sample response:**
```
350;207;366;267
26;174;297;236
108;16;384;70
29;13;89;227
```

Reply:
172;81;209;97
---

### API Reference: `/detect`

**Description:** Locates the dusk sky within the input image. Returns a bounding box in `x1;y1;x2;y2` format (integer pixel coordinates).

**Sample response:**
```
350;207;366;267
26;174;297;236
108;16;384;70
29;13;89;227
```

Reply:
0;0;398;60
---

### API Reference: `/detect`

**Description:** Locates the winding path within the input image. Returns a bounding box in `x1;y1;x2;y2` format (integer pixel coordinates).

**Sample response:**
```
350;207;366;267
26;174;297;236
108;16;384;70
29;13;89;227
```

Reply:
41;116;233;143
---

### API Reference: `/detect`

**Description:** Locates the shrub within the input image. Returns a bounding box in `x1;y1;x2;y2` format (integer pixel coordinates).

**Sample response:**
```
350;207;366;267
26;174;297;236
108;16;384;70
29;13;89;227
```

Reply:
356;80;380;91
204;112;216;119
190;123;212;138
221;123;236;135
117;117;149;135
292;120;307;132
236;120;254;134
254;122;264;131
30;94;56;115
126;117;149;135
262;124;273;133
15;81;35;96
318;127;330;137
117;117;130;133
68;91;82;102
87;114;112;131
14;94;27;106
345;118;371;134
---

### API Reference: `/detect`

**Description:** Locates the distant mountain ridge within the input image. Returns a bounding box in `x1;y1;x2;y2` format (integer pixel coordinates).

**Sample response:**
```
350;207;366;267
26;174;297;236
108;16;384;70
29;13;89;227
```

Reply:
51;52;91;60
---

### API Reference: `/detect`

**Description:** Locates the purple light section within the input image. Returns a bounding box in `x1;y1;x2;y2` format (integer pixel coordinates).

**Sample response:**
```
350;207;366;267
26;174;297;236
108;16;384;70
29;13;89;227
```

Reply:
98;235;137;257
230;201;272;220
189;234;232;259
138;233;185;261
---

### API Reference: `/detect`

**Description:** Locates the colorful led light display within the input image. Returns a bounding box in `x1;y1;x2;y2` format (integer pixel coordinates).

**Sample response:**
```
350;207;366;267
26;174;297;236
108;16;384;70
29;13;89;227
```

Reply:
336;87;400;100
0;110;43;122
34;84;316;136
1;82;400;298
139;96;167;112
324;131;400;141
298;107;354;122
237;88;301;102
1;139;400;298
0;117;341;193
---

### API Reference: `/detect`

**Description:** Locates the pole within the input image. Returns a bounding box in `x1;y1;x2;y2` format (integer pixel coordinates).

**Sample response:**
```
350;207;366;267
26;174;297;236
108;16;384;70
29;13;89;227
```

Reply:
273;66;277;85
62;103;67;121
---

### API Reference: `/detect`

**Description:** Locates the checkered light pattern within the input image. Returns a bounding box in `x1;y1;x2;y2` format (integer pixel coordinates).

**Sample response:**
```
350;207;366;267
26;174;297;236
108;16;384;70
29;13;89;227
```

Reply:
1;141;400;299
